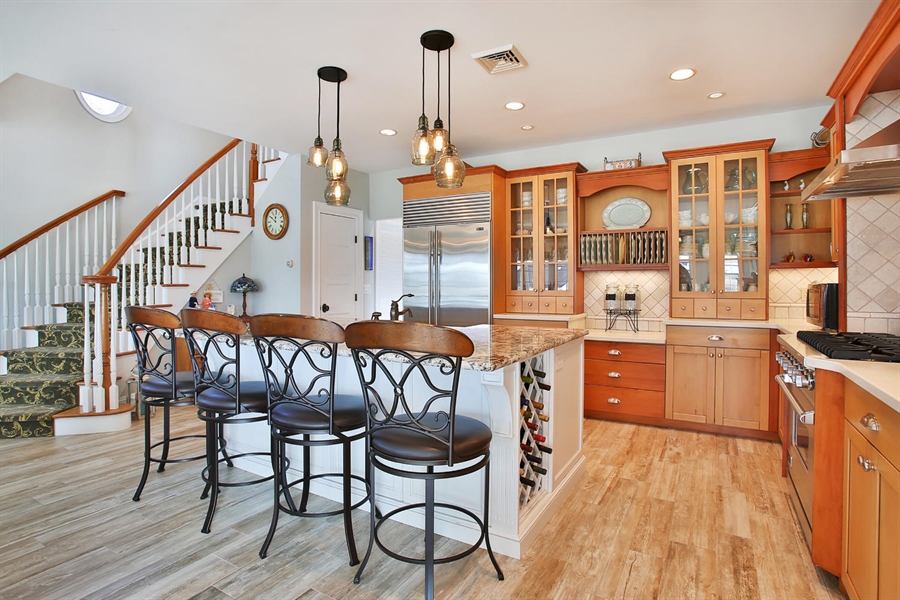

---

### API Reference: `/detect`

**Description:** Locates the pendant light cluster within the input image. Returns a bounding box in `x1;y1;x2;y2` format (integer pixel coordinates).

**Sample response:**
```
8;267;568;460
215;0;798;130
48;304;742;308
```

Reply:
411;30;465;188
308;66;350;206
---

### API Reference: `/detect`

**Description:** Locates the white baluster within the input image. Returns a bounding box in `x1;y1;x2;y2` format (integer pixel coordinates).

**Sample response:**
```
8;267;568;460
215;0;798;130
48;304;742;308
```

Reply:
12;251;21;347
138;236;146;305
108;282;119;410
1;258;9;350
110;196;118;255
23;244;31;328
64;221;73;302
102;201;109;268
92;282;104;412
232;144;239;209
44;235;52;324
80;283;93;413
242;142;249;206
93;206;100;274
83;209;90;278
54;228;63;305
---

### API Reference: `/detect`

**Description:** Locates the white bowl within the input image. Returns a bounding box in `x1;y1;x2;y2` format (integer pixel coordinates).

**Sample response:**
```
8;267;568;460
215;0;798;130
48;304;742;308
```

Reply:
724;212;738;224
698;214;710;226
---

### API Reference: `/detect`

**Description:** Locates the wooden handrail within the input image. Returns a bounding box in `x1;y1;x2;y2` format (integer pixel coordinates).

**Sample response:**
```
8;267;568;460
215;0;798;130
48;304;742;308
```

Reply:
89;137;242;279
0;189;126;261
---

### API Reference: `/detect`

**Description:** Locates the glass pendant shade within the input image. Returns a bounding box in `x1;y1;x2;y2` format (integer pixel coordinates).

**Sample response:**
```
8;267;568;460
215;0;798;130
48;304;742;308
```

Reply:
430;117;448;154
307;137;328;167
434;144;465;188
411;115;435;166
324;179;351;206
325;139;348;181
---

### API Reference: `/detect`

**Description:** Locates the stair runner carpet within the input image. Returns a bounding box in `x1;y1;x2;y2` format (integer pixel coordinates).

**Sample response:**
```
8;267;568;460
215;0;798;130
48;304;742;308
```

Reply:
0;303;90;438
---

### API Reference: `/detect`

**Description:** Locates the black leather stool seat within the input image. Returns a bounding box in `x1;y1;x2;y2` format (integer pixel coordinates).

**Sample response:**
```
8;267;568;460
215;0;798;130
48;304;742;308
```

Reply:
140;371;195;398
271;393;367;432
195;381;269;413
371;415;492;464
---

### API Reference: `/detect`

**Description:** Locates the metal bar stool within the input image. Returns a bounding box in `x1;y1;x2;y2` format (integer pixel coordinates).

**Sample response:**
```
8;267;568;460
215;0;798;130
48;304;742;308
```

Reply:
180;308;273;534
344;320;504;600
250;313;373;564
125;306;205;502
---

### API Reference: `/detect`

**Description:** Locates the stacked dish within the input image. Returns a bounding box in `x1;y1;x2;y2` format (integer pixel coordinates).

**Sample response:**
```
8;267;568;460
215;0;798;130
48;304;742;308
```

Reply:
678;210;692;226
742;204;758;223
679;234;694;257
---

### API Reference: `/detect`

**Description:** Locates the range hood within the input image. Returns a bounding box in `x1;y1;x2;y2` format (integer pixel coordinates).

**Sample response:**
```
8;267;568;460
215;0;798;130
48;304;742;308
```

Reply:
802;120;900;201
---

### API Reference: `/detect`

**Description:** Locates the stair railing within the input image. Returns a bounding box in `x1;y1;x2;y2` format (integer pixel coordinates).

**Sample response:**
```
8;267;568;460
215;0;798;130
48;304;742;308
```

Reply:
0;190;125;351
81;139;276;413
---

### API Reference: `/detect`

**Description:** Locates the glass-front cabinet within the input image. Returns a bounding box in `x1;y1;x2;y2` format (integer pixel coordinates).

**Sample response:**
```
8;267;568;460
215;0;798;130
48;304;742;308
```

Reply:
506;165;583;314
665;142;771;320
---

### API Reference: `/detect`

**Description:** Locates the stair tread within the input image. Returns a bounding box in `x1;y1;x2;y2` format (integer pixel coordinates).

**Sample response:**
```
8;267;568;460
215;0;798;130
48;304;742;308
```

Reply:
0;345;83;356
0;372;83;384
261;157;281;164
160;283;190;287
31;323;84;331
0;404;76;421
195;246;222;250
176;263;206;268
210;228;240;233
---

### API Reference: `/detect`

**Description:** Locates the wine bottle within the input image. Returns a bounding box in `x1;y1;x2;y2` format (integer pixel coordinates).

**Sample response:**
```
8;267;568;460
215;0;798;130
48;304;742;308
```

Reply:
525;454;542;464
524;421;538;431
521;408;533;420
536;443;553;454
532;369;546;379
530;464;547;475
521;375;534;385
519;472;536;488
537;413;550;422
530;400;545;410
537;382;551;391
532;433;547;443
520;443;533;453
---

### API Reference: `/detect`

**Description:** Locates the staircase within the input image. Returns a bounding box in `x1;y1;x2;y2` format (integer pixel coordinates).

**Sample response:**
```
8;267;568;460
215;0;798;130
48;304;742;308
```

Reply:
0;302;88;437
0;140;285;437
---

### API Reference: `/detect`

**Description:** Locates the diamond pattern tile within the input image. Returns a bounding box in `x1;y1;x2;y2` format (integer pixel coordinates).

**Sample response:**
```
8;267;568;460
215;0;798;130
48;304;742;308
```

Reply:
584;271;669;320
767;267;837;305
844;94;900;333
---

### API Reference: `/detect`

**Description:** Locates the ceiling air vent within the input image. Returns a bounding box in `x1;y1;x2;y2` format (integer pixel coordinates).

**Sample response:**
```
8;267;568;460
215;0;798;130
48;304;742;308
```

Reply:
472;44;527;75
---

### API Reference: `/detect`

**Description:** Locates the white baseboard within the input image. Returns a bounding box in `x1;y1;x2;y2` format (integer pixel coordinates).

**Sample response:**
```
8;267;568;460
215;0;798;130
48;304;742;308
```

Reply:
54;411;132;435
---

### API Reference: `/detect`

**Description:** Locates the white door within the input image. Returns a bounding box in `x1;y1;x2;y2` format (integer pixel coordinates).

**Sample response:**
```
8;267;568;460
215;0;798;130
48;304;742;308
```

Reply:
313;203;362;320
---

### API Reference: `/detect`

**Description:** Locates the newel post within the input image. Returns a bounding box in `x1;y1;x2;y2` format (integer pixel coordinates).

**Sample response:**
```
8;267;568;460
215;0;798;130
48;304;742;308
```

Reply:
249;143;259;225
81;274;117;412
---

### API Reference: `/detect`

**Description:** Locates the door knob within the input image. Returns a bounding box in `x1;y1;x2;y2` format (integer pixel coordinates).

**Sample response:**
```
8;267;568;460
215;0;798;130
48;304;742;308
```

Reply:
321;303;330;313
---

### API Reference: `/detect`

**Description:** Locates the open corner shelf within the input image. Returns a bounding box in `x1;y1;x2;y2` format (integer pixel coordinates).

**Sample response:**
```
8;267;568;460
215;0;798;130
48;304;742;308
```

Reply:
770;261;837;269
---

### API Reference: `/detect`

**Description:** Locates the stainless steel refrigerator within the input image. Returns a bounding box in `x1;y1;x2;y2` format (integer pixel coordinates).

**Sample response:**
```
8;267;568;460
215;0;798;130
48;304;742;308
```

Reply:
402;193;491;327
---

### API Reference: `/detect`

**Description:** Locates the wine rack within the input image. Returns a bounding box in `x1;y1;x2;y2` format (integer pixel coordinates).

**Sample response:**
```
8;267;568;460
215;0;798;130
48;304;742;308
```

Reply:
519;355;552;506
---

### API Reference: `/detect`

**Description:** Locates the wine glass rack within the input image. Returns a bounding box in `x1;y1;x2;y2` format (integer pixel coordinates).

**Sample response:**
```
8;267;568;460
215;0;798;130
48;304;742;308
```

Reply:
519;355;552;506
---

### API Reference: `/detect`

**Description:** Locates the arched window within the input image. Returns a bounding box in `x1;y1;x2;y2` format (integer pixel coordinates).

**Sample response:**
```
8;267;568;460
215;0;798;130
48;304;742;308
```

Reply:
75;91;133;123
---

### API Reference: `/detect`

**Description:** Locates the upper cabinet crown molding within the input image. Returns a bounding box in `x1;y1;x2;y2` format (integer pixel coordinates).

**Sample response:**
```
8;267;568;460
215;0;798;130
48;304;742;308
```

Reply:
662;139;776;163
767;146;832;182
505;162;587;179
576;164;669;197
824;0;900;122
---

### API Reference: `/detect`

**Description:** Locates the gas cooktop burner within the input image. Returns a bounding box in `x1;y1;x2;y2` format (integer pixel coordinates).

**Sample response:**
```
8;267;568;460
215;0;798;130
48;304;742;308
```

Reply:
797;331;900;363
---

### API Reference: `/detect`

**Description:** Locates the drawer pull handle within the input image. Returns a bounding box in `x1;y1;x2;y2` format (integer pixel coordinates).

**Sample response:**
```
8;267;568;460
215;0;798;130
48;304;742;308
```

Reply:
607;397;621;404
511;302;516;306
701;306;708;311
608;372;622;378
709;353;714;358
607;349;622;356
860;413;880;432
561;303;567;307
707;335;724;341
544;303;549;307
527;302;533;307
725;306;732;311
718;353;723;358
858;456;877;472
680;305;686;310
750;307;756;312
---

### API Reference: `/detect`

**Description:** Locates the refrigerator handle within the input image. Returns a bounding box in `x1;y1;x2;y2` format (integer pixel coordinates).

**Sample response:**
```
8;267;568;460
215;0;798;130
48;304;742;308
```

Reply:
429;229;436;324
434;230;441;325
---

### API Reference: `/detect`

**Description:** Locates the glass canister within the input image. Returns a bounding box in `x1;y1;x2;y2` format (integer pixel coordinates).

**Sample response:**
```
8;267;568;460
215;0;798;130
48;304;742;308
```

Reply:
605;283;619;312
624;283;639;311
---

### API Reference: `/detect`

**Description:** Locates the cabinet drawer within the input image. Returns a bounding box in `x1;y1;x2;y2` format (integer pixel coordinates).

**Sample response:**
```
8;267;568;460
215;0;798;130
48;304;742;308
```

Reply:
666;325;770;350
741;299;766;320
538;297;557;313
671;300;694;318
585;385;665;418
717;299;742;319
585;340;665;364
556;297;575;314
506;296;523;313
521;296;539;313
695;298;716;317
846;379;900;468
585;359;665;391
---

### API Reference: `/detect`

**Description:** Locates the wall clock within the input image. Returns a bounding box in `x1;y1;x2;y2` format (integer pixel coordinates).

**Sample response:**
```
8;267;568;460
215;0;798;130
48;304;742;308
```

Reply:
263;203;288;240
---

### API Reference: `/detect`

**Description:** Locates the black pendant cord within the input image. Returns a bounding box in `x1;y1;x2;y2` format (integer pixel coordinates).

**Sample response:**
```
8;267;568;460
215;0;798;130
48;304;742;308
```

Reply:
421;45;426;117
317;77;322;139
336;80;341;140
435;50;441;121
447;49;451;143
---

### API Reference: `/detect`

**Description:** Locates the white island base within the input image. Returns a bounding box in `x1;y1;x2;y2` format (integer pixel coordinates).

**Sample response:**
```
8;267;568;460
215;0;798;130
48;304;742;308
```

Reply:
222;325;587;559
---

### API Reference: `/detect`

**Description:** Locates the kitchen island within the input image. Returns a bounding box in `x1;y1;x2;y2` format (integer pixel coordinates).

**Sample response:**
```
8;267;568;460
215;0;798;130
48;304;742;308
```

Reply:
221;324;588;559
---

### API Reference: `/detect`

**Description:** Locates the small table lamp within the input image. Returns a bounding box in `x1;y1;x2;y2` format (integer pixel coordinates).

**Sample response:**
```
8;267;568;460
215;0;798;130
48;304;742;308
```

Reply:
230;273;259;324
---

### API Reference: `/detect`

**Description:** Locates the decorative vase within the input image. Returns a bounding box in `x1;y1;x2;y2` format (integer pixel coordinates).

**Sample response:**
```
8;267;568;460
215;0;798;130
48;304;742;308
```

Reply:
801;203;809;229
785;203;793;230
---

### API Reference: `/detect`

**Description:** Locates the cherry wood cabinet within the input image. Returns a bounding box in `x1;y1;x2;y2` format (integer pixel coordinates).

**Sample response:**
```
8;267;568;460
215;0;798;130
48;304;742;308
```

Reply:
664;140;774;320
584;340;666;421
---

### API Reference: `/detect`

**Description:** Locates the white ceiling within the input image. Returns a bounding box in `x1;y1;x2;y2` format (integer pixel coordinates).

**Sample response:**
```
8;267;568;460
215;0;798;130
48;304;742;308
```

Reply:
0;1;880;174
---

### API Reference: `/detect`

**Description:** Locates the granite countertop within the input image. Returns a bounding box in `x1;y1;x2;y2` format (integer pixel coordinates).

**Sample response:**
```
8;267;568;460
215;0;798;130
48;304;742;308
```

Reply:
238;323;588;373
777;332;900;413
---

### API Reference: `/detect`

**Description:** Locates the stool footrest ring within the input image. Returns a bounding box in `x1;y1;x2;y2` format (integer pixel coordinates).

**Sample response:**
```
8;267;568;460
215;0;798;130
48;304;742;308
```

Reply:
374;502;486;566
278;472;372;517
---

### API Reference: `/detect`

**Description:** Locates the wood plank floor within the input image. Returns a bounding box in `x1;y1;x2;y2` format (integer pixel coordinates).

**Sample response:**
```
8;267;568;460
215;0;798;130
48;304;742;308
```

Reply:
0;409;844;599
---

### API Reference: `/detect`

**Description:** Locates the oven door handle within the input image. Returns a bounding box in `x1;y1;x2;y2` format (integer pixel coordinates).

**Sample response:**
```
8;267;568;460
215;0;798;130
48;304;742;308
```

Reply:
776;374;815;425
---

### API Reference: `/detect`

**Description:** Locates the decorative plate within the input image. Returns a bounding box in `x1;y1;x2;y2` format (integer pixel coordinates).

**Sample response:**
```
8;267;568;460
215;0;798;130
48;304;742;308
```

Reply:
603;197;651;230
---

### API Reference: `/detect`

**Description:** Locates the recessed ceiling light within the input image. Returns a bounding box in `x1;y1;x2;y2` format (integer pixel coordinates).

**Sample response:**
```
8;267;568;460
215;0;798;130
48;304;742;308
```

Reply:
669;68;696;81
505;101;525;111
521;124;533;131
380;129;397;136
708;91;725;99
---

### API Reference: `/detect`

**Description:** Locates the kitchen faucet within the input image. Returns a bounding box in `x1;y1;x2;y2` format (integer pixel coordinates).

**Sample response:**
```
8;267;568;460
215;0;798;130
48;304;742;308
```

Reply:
390;294;414;320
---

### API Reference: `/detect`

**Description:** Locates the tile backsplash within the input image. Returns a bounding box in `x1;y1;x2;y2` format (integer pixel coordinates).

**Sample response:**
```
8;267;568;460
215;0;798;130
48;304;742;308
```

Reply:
768;267;838;320
584;270;668;331
845;89;900;335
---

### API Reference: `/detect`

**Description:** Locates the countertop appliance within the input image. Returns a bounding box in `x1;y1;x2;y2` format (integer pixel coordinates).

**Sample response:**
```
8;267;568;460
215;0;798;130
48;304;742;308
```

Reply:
402;192;491;327
806;283;839;331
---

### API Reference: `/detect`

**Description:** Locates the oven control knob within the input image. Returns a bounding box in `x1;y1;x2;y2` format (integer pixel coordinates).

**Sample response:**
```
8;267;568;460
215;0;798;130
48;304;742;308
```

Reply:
794;371;809;388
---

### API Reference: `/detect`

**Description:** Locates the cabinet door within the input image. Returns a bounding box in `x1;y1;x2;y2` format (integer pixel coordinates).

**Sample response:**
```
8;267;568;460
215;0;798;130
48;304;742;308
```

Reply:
715;348;768;430
508;177;538;296
876;449;900;600
716;150;767;299
665;345;715;424
671;158;717;297
538;173;573;296
844;422;878;600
